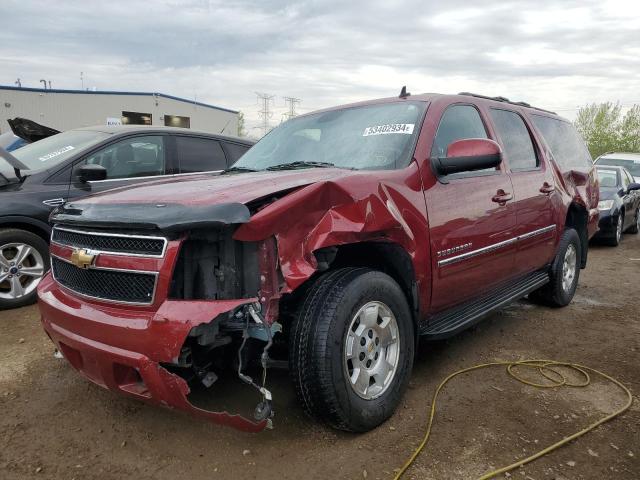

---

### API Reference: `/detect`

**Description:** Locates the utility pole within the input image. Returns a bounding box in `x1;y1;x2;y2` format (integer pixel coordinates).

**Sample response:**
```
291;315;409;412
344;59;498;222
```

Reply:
282;96;301;121
255;92;275;137
15;78;21;88
80;72;84;90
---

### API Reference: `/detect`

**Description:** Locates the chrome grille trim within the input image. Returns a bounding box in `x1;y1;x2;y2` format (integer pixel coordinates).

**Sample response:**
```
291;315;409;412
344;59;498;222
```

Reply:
51;226;168;258
51;254;159;305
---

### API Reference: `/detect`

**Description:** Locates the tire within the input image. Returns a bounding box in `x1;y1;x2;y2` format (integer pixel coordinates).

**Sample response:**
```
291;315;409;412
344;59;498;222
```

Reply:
289;267;414;432
606;212;624;246
627;208;639;234
0;228;50;310
529;228;581;308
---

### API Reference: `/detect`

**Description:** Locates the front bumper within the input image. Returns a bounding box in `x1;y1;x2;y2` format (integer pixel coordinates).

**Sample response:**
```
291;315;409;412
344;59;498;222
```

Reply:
594;210;616;238
37;273;268;432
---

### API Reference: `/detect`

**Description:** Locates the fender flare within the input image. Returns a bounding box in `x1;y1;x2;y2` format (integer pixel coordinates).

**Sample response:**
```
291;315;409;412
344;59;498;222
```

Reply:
0;215;52;238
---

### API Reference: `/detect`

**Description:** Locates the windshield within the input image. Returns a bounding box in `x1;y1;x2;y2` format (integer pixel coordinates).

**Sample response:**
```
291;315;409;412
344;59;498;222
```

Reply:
234;101;426;171
11;130;111;171
596;169;619;188
596;157;640;177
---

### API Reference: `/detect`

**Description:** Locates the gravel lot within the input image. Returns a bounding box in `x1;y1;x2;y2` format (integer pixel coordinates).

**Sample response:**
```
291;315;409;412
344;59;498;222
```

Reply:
1;235;638;480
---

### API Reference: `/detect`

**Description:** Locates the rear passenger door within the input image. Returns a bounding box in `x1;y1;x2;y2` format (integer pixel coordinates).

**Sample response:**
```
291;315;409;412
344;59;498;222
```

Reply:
174;136;228;174
489;109;557;276
424;104;517;312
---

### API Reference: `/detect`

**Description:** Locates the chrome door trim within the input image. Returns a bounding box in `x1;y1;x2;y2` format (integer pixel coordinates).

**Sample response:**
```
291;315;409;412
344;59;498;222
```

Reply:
437;225;556;267
87;169;223;184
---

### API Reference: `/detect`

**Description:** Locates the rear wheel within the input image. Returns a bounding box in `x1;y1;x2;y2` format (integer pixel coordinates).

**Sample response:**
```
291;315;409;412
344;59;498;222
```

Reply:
627;207;639;234
529;228;581;308
289;268;414;432
0;229;49;310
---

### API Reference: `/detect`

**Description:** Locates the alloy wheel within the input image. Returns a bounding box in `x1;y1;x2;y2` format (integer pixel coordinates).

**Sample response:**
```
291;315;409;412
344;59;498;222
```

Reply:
616;214;623;243
0;243;45;300
561;244;577;293
344;301;400;400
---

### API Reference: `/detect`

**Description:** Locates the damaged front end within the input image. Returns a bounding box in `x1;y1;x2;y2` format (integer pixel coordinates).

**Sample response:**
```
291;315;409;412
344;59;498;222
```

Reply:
39;201;286;432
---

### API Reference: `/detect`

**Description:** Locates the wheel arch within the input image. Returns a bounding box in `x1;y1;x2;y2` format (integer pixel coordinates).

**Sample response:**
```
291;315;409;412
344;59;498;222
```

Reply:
313;241;419;325
0;216;51;243
564;203;589;268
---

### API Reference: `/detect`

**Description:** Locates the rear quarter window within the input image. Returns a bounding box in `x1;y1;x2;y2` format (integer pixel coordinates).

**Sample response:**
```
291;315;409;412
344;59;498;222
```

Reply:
531;115;592;170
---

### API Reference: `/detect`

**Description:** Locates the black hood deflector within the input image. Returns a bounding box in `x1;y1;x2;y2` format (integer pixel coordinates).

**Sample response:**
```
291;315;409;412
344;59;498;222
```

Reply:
51;202;251;233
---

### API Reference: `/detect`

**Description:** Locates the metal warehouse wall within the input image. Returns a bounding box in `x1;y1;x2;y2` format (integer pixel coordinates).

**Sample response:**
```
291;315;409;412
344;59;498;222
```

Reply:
0;87;239;136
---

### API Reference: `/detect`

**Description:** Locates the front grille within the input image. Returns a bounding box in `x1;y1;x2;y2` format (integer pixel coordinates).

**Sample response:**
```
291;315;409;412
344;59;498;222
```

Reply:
52;257;157;304
52;228;166;256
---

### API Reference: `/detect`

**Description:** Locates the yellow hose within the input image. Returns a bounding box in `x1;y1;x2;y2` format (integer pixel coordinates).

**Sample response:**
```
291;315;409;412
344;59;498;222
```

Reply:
393;360;633;480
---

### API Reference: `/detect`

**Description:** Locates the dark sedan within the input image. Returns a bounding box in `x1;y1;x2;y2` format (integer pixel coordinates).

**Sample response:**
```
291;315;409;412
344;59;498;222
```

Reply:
0;125;253;309
594;166;640;246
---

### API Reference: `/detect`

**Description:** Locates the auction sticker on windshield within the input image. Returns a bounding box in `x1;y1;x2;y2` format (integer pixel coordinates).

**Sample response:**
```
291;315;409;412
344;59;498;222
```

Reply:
39;146;74;162
363;124;414;136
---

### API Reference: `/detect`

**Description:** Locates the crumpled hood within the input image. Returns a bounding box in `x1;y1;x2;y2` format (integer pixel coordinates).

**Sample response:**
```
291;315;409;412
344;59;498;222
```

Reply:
74;169;353;206
51;169;357;232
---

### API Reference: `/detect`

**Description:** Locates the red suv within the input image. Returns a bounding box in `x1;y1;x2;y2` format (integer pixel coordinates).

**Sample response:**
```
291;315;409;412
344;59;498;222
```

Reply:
37;91;599;433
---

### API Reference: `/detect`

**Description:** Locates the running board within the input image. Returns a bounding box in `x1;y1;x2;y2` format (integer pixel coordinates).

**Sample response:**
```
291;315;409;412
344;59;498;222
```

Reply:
420;270;549;339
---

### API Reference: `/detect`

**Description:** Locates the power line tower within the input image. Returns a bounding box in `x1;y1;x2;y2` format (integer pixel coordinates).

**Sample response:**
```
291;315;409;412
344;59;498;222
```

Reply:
255;92;275;137
282;96;302;121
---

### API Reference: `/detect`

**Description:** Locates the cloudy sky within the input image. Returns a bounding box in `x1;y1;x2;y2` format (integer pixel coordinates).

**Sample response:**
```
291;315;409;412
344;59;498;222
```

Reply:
2;0;639;136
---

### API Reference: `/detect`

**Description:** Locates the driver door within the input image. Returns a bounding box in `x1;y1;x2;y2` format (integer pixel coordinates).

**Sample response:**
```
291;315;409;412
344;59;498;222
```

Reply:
424;104;517;312
67;135;169;200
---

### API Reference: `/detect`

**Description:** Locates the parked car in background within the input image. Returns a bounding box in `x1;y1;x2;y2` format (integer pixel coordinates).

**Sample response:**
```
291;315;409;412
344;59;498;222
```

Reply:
595;152;640;183
0;126;254;309
37;91;598;433
593;165;640;246
0;117;59;152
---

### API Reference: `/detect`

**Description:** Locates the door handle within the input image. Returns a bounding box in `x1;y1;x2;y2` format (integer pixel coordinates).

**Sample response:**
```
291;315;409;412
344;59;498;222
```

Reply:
492;190;513;205
540;182;555;194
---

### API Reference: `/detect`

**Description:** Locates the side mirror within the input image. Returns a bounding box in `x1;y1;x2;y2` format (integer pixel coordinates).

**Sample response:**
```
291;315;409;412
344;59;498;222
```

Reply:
628;182;640;193
432;138;502;176
77;164;107;182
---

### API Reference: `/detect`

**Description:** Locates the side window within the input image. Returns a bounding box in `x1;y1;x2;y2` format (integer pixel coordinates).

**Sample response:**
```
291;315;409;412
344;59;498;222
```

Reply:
77;136;165;180
431;105;488;157
176;137;227;173
223;142;250;163
490;109;538;170
531;115;592;169
621;170;631;189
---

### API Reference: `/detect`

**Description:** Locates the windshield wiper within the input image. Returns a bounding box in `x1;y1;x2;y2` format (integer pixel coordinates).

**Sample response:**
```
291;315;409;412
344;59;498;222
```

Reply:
222;166;259;174
266;161;335;171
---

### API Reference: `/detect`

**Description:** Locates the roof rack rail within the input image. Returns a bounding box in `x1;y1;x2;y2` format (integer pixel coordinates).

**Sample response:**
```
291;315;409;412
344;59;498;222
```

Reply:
457;92;556;115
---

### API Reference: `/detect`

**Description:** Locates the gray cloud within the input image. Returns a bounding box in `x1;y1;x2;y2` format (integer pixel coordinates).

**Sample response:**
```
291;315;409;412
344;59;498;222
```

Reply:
1;0;639;134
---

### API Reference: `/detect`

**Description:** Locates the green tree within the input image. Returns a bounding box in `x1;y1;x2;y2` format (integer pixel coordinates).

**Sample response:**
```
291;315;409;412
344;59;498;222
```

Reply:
237;111;246;137
619;105;640;153
574;102;622;158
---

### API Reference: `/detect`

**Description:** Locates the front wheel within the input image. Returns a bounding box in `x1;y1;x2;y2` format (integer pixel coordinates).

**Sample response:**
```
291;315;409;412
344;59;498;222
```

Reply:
529;228;581;308
289;268;414;432
0;229;49;310
606;212;624;246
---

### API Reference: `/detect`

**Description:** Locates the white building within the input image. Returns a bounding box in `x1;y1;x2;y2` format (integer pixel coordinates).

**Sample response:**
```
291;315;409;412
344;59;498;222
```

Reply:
0;85;239;136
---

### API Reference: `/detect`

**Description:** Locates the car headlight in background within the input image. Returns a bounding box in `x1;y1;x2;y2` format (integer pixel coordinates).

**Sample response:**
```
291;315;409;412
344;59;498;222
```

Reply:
598;199;614;211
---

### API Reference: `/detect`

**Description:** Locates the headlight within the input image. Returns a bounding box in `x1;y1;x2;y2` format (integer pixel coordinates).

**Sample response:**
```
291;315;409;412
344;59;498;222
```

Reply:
598;200;614;211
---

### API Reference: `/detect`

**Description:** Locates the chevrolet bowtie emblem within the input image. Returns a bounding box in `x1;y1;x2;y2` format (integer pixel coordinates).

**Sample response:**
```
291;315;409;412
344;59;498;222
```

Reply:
70;248;96;269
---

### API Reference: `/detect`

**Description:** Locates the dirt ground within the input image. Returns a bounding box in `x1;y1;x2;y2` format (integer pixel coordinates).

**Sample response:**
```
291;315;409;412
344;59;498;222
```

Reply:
1;235;639;480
